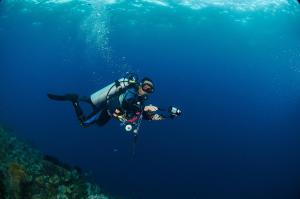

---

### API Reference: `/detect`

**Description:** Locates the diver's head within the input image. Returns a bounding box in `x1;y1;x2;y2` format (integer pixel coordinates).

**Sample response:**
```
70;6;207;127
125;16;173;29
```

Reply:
138;77;154;96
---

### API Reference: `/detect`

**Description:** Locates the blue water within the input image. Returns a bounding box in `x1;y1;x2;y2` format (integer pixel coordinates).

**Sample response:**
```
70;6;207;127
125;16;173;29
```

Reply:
1;0;300;198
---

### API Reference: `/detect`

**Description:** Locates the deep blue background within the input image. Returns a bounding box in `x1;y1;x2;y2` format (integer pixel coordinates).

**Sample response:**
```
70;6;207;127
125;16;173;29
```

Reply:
1;1;300;199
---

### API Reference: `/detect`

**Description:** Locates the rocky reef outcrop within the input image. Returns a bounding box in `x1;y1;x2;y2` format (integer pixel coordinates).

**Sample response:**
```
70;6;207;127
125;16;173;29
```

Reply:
0;125;111;199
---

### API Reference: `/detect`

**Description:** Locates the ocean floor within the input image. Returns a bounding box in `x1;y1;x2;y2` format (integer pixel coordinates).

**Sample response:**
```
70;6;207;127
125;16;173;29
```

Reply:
0;125;112;199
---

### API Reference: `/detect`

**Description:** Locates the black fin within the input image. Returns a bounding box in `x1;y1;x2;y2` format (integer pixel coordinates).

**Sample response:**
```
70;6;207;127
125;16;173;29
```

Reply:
47;93;78;102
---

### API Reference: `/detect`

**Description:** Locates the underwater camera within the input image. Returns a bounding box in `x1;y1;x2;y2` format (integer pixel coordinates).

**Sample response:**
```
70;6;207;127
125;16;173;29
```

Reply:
168;106;182;118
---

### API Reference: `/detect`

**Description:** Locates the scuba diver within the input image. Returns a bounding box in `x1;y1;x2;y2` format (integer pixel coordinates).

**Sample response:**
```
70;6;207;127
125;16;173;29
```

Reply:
48;73;181;135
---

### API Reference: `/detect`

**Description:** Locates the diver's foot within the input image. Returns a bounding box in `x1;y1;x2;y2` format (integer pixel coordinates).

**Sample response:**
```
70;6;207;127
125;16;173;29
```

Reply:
47;93;78;102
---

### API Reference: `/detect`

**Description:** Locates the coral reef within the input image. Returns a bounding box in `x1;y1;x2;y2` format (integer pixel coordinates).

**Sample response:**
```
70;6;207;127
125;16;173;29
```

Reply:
8;163;27;199
0;125;112;199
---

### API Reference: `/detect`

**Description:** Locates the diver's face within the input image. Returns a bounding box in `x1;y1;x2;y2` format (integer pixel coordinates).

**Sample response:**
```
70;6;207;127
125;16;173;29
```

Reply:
138;82;154;96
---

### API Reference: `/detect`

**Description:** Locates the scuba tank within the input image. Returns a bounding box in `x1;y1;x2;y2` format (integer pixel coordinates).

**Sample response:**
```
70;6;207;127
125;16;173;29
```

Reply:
90;73;137;108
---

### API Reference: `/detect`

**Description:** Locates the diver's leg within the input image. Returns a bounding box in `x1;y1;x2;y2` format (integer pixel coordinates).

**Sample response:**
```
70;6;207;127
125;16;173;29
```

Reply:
69;104;110;127
48;93;98;127
48;93;97;108
79;96;98;111
72;101;87;125
95;109;111;126
79;96;92;104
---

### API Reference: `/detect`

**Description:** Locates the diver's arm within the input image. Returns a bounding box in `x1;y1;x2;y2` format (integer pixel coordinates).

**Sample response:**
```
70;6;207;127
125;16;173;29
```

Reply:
143;105;182;121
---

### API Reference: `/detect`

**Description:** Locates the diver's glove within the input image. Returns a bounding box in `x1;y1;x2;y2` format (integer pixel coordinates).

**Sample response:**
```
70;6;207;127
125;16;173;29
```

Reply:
168;106;182;119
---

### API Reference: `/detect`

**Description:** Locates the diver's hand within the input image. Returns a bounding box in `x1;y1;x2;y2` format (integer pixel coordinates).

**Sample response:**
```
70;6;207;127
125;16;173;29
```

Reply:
151;114;164;121
112;109;121;117
112;109;126;122
144;105;158;112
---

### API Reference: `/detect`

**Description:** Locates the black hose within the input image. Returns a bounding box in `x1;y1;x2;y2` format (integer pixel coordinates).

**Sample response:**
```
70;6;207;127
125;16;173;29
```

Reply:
105;73;139;108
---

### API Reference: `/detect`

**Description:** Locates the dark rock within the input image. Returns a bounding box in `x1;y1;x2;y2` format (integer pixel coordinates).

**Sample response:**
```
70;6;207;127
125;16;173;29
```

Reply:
43;154;72;171
0;170;6;198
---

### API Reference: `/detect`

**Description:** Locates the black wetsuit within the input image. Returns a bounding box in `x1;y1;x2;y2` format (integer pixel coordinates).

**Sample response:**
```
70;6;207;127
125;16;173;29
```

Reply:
73;87;147;127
